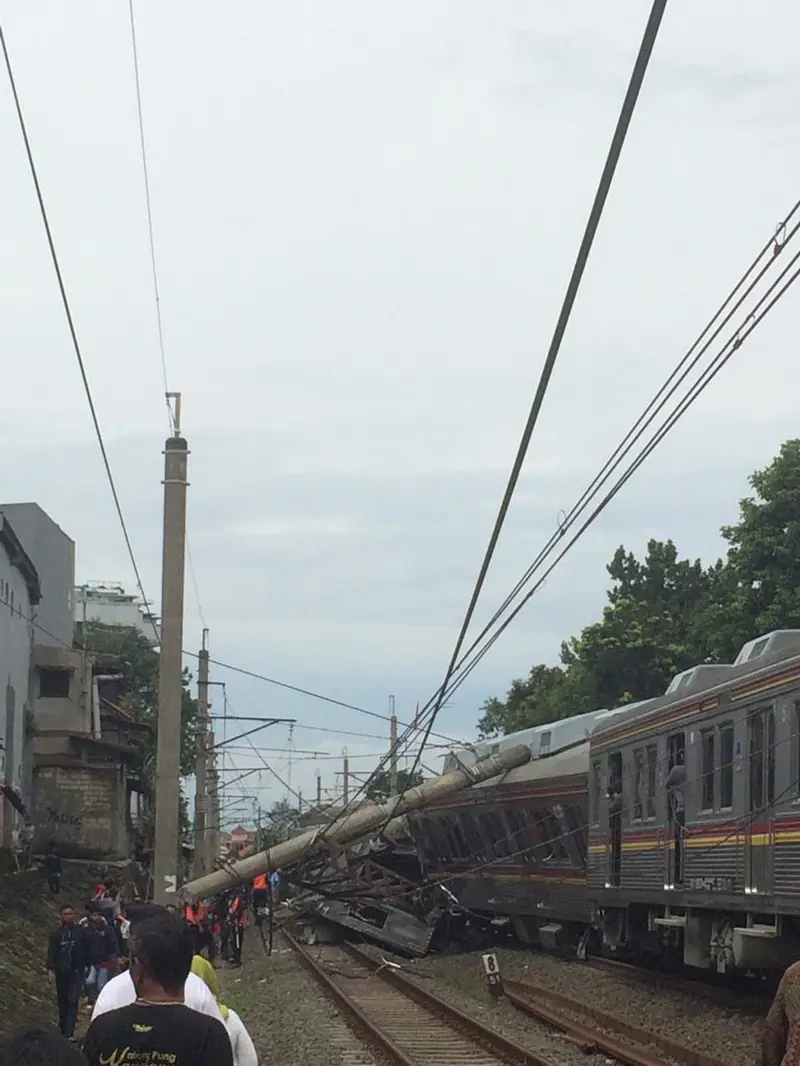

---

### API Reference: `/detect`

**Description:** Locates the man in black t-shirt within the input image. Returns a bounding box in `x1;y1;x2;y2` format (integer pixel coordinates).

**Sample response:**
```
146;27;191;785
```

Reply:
46;904;90;1039
82;913;232;1066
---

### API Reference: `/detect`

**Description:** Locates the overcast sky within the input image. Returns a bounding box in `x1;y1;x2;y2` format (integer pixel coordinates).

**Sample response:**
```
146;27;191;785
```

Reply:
2;1;799;822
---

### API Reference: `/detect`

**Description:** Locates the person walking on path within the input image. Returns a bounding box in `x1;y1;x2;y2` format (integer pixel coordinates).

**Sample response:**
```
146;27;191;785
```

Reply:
84;911;118;1006
44;840;62;894
82;914;232;1066
46;904;90;1040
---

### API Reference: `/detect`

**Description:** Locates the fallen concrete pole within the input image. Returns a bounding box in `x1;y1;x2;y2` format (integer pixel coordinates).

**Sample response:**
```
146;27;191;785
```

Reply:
180;743;530;901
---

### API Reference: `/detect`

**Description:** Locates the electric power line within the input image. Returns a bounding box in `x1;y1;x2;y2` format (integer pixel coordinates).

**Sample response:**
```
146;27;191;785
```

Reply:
0;21;159;645
126;0;209;635
425;0;670;760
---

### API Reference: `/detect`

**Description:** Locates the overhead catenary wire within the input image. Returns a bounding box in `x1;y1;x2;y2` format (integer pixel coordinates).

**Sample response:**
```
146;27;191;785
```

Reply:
329;0;671;832
422;0;670;766
317;192;800;865
448;204;800;685
127;0;209;635
397;195;800;764
432;236;800;717
182;649;461;744
0;22;159;645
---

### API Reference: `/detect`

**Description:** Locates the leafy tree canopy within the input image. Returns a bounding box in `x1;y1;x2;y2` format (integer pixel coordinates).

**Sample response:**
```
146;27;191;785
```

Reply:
364;768;424;802
477;440;800;738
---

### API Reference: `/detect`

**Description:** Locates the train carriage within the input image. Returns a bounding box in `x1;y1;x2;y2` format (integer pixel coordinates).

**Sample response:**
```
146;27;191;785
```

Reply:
591;629;800;973
410;628;800;975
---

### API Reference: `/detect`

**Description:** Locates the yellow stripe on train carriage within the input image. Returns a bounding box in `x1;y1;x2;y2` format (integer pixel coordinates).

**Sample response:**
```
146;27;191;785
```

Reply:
731;665;800;702
460;871;586;885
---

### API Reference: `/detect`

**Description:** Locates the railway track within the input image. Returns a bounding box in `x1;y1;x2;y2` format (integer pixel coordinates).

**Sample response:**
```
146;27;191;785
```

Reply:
504;976;730;1066
584;955;771;1013
283;931;547;1065
285;931;738;1066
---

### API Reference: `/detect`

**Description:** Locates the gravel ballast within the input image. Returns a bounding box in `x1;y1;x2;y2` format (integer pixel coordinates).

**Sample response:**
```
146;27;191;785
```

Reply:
372;944;763;1066
221;939;377;1066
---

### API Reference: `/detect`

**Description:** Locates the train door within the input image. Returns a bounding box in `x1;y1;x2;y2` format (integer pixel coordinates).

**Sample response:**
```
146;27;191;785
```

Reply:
665;732;685;887
745;708;775;894
607;751;623;887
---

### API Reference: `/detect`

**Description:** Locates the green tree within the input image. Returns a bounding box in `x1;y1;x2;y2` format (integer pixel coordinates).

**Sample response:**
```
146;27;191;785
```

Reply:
699;439;800;662
561;539;718;708
476;664;578;738
364;768;424;802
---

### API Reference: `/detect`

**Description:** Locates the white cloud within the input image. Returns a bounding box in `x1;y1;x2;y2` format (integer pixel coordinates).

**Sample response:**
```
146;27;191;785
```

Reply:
2;1;800;801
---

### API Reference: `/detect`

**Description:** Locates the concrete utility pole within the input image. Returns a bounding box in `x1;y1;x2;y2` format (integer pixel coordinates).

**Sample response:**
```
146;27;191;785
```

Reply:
316;771;322;807
180;743;531;900
193;630;210;878
343;748;349;805
208;729;220;864
153;393;189;906
389;694;398;795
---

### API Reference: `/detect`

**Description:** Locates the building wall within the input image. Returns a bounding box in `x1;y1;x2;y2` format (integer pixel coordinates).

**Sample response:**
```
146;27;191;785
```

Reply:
74;585;159;645
0;503;74;648
0;540;35;845
32;764;127;859
33;645;92;735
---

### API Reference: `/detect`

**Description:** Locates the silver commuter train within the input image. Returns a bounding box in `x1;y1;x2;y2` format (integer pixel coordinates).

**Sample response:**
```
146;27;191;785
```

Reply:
407;629;800;973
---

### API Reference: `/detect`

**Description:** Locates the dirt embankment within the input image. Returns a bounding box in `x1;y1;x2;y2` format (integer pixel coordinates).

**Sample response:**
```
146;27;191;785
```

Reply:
0;857;138;1031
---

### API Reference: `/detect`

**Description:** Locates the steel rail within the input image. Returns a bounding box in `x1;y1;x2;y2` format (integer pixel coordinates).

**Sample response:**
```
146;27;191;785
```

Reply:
283;932;549;1065
584;955;770;1013
504;977;731;1066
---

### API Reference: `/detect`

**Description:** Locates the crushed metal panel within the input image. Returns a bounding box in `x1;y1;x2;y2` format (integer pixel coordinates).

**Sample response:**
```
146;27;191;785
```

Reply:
308;896;436;956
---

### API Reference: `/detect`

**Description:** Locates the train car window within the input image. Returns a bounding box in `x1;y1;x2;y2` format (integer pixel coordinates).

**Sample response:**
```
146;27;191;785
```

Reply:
542;807;568;862
539;731;552;756
590;760;601;823
532;811;555;862
632;749;644;821
645;745;657;819
719;724;734;809
701;729;715;810
507;808;537;865
479;811;510;859
565;804;586;863
748;709;775;811
457;811;486;862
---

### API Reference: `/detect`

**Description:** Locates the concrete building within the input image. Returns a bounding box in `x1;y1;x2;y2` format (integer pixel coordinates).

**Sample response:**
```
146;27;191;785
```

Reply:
0;512;40;847
74;582;159;646
0;502;150;860
0;503;74;649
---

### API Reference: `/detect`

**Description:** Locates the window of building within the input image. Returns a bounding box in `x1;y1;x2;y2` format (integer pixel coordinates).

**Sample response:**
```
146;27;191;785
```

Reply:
632;749;644;821
38;668;71;700
645;744;657;819
719;724;734;809
701;729;715;810
539;731;551;756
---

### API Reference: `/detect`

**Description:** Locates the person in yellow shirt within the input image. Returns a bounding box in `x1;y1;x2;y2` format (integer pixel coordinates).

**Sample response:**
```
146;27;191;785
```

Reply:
191;954;220;999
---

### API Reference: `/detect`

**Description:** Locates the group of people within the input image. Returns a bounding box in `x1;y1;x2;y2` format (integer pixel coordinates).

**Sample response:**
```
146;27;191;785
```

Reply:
42;892;258;1066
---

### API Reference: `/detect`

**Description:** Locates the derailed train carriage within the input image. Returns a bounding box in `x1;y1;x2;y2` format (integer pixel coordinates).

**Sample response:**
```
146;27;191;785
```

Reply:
406;629;800;973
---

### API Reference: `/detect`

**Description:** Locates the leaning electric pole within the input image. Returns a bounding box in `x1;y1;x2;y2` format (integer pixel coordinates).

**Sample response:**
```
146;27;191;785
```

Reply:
193;629;210;878
154;393;189;905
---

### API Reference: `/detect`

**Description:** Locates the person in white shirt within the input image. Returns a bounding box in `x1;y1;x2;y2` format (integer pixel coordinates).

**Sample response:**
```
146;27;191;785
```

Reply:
91;969;224;1025
220;1005;258;1066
